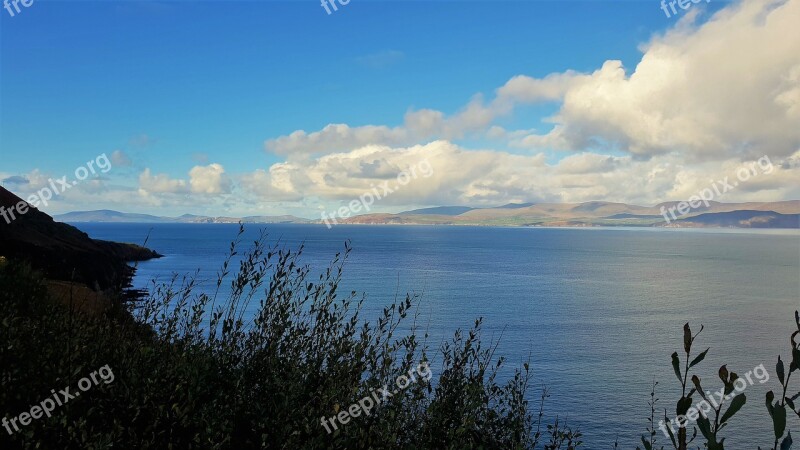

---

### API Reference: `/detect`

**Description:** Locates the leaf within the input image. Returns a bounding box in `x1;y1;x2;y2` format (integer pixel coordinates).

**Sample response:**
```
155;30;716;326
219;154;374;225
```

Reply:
720;393;746;425
664;411;678;448
780;431;792;450
678;396;694;416
692;375;706;399
719;365;729;383
773;403;787;439
708;438;725;450
672;352;683;383
691;348;710;368
726;372;740;395
697;415;713;440
767;391;776;416
684;323;692;353
640;436;653;450
778;356;786;385
793;348;800;372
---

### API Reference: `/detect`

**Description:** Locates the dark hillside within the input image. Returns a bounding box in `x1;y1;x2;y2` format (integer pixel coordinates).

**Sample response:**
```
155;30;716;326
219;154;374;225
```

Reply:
0;186;161;290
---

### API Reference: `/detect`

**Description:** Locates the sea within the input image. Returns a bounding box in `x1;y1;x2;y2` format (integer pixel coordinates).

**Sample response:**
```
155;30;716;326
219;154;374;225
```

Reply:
72;223;800;448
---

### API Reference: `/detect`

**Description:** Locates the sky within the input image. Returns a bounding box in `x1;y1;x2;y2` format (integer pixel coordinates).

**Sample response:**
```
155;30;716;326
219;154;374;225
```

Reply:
1;0;798;219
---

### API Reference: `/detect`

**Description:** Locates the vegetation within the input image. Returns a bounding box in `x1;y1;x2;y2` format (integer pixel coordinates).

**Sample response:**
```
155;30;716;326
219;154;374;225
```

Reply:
0;227;579;449
0;227;797;448
637;317;800;450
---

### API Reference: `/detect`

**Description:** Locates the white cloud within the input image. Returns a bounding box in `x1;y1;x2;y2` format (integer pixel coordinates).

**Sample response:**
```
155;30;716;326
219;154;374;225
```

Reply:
527;0;800;159
138;168;188;194
495;71;588;104
556;153;623;174
245;140;800;209
265;123;409;157
266;0;799;165
138;164;232;197
189;163;231;194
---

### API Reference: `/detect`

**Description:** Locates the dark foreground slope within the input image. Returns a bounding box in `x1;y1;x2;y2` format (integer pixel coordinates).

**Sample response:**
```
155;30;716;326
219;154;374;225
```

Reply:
0;186;161;291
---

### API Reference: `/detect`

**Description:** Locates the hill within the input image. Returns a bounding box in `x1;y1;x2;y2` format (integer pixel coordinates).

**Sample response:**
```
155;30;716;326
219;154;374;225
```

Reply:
55;210;311;224
341;200;800;228
663;210;800;228
400;206;474;216
51;201;800;228
56;210;172;223
0;187;161;290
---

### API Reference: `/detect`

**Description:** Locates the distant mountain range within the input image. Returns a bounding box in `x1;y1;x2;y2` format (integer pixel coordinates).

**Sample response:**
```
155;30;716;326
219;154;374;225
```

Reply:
345;200;800;229
55;210;312;224
53;200;800;229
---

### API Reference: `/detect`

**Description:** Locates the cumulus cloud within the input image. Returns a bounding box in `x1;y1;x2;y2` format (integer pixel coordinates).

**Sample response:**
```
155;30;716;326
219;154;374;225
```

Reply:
519;0;800;159
138;164;231;196
253;141;491;205
556;153;624;174
245;140;800;209
240;164;306;202
189;163;231;194
263;71;587;157
495;71;588;105
265;0;799;165
138;168;188;194
266;123;409;157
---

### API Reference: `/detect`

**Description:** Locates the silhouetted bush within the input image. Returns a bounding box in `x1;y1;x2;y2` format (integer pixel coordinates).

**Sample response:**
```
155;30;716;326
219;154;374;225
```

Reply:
638;315;799;450
0;227;580;449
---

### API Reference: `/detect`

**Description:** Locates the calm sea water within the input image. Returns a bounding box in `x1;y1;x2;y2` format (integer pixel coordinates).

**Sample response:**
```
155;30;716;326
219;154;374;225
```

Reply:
73;223;800;448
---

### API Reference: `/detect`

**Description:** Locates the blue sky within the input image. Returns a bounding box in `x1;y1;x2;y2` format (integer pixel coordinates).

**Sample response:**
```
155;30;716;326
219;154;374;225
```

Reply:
1;0;798;217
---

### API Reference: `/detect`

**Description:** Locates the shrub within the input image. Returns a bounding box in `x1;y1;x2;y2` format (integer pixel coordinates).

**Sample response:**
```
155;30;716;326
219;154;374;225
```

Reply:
0;227;579;449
